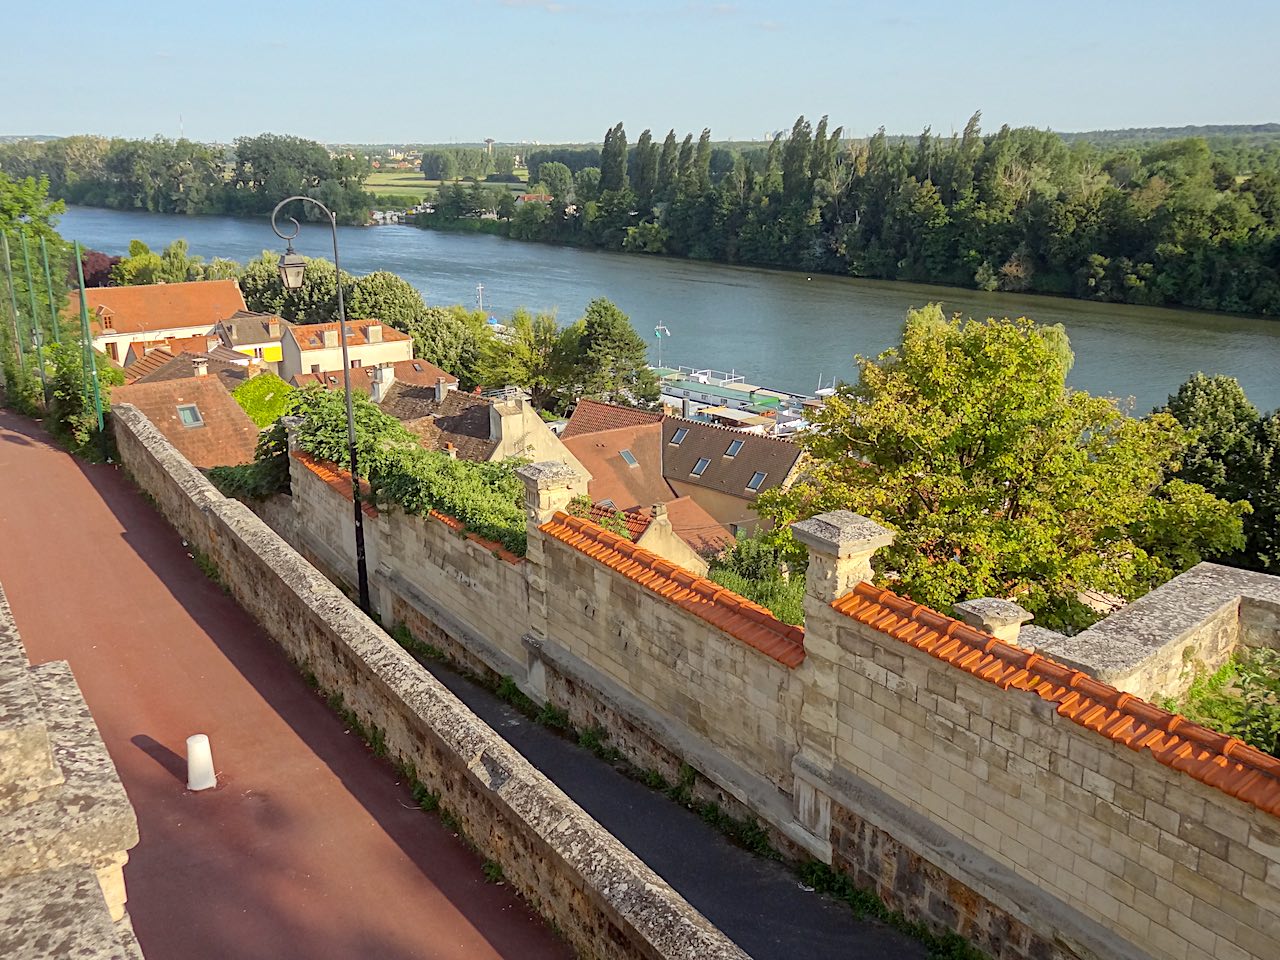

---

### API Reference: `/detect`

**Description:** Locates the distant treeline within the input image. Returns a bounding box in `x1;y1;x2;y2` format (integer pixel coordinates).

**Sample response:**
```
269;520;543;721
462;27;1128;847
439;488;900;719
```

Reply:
417;113;1280;316
0;134;371;224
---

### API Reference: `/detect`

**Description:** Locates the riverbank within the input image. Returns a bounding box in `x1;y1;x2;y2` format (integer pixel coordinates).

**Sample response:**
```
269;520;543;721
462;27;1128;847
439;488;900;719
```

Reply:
58;206;1280;412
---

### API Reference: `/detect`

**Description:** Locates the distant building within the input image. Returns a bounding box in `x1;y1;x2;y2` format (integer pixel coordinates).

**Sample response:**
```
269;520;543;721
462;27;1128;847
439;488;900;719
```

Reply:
110;375;260;469
74;279;248;364
278;319;413;382
562;399;803;537
215;310;289;364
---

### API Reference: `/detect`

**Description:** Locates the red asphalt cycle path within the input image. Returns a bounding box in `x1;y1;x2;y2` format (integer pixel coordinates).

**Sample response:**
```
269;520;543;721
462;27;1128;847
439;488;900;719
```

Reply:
0;410;571;960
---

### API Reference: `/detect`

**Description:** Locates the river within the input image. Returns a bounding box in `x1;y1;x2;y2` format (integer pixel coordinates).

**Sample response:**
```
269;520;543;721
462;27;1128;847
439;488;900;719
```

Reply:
58;206;1280;413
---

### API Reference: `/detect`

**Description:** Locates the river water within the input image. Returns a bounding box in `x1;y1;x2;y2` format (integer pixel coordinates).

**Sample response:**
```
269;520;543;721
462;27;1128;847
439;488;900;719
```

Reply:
58;206;1280;413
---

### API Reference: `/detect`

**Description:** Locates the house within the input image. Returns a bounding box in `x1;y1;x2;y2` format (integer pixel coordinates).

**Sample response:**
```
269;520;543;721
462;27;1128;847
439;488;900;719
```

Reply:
132;351;260;391
278;319;413;381
378;383;584;472
562;399;803;537
560;417;735;563
516;193;554;203
74;279;248;364
216;310;289;364
583;501;727;577
110;375;259;469
290;358;457;396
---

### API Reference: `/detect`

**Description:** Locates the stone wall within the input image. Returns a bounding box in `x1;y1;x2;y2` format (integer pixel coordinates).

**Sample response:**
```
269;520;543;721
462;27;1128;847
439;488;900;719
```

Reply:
808;599;1280;960
111;404;748;960
1037;563;1280;701
0;583;142;959
239;446;1280;960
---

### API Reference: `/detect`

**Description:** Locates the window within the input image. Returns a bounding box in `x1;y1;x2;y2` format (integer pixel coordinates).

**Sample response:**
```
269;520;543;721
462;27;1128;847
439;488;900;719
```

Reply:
177;404;203;428
691;457;711;477
351;359;362;368
412;362;423;372
253;347;264;359
310;364;320;374
724;439;744;458
746;471;767;491
670;428;689;446
619;449;638;467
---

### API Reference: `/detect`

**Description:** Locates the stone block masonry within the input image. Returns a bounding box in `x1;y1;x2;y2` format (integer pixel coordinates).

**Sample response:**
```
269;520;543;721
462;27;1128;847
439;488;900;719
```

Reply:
0;582;142;959
223;438;1280;960
111;404;748;960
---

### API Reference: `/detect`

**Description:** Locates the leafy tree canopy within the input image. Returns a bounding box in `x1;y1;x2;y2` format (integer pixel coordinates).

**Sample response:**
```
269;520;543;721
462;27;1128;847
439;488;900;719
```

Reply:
759;305;1248;628
231;372;295;428
574;298;658;407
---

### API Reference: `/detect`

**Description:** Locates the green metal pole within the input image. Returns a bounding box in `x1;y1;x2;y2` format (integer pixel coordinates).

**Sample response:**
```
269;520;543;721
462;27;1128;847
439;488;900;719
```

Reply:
40;236;61;345
1;233;24;374
19;231;49;399
73;242;104;434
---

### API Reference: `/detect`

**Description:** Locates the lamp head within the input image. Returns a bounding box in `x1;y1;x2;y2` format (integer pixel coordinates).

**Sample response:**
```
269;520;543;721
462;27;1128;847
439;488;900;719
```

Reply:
278;243;306;291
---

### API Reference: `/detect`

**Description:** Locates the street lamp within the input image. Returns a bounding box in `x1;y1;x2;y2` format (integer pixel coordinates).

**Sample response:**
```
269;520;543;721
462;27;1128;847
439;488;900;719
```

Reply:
270;196;370;614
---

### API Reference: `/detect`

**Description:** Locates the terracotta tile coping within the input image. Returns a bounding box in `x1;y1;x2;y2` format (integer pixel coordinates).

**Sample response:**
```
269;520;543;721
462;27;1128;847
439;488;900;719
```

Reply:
540;512;805;668
833;582;1280;819
290;452;523;563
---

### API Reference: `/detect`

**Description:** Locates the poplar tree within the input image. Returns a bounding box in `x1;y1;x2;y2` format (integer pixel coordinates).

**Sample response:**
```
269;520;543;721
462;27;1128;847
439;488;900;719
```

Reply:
656;130;679;202
600;122;629;193
633;129;659;208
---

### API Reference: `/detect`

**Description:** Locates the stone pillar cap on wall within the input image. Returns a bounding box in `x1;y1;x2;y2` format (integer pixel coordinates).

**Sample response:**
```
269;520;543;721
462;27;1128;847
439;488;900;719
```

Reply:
953;597;1034;632
516;461;584;490
792;511;895;558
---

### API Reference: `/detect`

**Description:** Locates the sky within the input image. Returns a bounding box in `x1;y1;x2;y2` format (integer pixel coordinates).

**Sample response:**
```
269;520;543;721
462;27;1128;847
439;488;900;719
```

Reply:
8;0;1278;145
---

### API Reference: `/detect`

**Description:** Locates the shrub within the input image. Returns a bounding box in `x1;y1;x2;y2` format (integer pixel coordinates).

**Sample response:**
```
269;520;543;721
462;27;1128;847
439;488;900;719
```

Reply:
708;531;806;625
231;372;295;428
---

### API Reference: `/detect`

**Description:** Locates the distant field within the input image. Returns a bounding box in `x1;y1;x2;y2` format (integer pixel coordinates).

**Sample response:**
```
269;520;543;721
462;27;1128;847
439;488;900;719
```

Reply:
364;168;531;202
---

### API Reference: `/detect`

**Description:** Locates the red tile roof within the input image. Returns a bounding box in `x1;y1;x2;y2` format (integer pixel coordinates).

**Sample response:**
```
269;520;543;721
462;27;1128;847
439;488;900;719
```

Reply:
561;399;663;439
291;358;457;393
586;503;652;540
833;583;1280;818
111;377;259;469
562;422;675;510
76;279;247;337
660;497;736;555
123;348;175;383
540;512;805;667
288;319;411;352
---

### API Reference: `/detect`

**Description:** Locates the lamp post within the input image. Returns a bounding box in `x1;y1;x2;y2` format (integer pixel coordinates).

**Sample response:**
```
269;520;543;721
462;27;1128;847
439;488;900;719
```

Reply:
270;196;370;614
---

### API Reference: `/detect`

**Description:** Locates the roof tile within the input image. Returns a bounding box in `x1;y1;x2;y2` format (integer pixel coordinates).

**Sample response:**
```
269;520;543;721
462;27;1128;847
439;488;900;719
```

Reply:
541;511;805;667
832;582;1280;819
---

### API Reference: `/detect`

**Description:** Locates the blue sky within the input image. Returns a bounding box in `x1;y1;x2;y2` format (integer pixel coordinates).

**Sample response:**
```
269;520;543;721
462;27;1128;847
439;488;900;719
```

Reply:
9;0;1277;144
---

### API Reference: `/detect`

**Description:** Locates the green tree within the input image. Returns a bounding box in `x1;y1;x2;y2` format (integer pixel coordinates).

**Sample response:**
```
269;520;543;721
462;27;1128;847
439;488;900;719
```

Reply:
759;305;1247;628
112;239;206;285
477;308;575;410
238;251;351;324
349;270;427;329
1162;373;1259;497
575;298;658;406
656;129;679;202
538;162;573;200
600;122;629;193
573;167;602;204
632;130;659;208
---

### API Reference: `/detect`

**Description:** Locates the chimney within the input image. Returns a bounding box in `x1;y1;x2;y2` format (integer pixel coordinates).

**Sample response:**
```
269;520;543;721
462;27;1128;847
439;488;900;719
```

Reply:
268;318;281;339
366;323;383;344
435;376;448;402
489;395;522;443
370;363;395;403
192;357;209;378
682;397;692;418
322;329;339;349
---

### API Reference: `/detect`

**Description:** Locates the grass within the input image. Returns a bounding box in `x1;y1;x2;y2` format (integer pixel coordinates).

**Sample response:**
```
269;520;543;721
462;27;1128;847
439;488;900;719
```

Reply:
364;168;531;202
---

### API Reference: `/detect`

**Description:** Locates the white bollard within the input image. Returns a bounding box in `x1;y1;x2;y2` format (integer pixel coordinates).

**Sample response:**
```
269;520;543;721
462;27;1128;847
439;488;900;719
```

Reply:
186;734;217;791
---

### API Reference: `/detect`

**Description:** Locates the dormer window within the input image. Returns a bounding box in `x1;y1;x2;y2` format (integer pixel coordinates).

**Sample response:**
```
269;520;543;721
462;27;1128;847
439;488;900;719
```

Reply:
724;439;744;458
